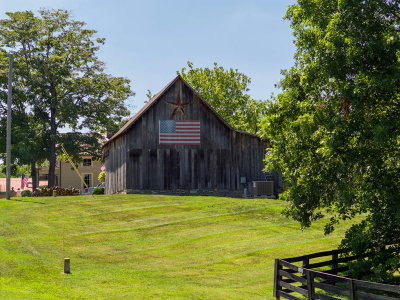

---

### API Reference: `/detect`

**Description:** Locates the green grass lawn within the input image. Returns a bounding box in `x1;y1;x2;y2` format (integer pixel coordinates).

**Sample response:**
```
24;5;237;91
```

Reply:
0;194;360;299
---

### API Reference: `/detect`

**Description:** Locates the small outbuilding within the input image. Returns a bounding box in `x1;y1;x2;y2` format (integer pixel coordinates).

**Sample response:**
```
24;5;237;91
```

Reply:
103;76;272;195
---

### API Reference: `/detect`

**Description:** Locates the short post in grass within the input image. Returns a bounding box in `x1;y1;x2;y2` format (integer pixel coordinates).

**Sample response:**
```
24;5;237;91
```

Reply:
64;258;70;274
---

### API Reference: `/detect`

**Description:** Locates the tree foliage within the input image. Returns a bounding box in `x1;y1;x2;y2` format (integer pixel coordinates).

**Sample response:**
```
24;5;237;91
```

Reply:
0;9;133;187
178;62;266;134
0;163;30;178
58;132;104;161
260;0;400;282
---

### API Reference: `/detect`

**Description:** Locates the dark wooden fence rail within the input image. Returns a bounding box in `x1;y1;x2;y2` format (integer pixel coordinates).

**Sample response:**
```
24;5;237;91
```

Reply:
273;249;400;300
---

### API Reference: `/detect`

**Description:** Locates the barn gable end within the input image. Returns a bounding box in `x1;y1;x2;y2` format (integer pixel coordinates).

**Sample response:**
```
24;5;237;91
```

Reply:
104;76;269;194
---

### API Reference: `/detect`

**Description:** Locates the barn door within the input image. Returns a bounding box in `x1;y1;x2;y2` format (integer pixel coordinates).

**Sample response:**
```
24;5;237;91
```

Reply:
164;149;180;190
129;149;141;189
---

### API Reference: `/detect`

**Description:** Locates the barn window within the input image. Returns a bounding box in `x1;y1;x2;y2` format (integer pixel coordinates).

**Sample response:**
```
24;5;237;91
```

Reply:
83;174;92;187
83;158;92;166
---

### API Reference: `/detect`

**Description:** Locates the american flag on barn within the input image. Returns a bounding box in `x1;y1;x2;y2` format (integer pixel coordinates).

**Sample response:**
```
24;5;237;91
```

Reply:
159;120;200;145
103;75;275;195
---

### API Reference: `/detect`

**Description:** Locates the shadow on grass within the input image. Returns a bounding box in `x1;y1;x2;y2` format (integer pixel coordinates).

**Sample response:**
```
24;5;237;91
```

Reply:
130;190;279;199
5;198;46;205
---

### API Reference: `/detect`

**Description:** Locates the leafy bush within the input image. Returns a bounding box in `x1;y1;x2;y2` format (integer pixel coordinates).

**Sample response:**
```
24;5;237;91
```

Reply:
38;185;48;189
92;187;104;195
21;190;32;197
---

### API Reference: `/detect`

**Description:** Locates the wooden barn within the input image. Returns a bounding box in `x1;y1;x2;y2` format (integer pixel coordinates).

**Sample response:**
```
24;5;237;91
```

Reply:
103;75;271;195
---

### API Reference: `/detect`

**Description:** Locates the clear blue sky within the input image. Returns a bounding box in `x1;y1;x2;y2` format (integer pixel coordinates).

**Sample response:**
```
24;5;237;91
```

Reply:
1;0;297;116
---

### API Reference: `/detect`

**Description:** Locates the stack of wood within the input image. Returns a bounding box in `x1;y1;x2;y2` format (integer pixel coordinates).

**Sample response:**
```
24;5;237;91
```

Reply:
32;186;81;197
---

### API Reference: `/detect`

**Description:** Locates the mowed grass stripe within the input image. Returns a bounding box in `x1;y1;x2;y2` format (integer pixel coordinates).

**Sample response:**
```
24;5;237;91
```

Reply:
66;203;187;219
69;205;284;237
0;195;361;299
79;219;354;270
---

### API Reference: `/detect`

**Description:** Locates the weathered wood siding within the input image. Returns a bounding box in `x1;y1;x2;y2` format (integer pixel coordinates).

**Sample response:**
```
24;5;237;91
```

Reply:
104;135;127;194
104;78;268;194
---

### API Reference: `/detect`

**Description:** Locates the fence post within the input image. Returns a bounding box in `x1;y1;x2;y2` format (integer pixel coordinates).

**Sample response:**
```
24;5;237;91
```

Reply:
306;269;315;299
350;279;357;300
301;257;309;289
273;259;282;299
332;253;338;274
303;257;309;268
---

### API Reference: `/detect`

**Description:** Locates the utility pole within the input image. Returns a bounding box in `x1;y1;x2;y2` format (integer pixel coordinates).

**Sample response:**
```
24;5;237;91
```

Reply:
6;54;13;200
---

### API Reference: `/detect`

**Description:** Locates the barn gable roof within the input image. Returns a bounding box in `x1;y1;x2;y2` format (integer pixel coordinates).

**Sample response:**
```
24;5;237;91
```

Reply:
104;75;262;147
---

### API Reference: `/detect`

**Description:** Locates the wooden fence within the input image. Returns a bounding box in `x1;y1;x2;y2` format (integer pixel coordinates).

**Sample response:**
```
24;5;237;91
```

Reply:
273;249;400;300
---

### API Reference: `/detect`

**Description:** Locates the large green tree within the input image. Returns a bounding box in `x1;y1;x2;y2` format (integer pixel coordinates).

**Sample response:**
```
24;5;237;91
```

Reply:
260;0;400;282
0;9;133;187
178;62;266;134
0;51;48;190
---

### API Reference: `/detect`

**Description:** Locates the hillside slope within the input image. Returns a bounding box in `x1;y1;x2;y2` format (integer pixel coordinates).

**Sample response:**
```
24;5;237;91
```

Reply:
0;195;359;299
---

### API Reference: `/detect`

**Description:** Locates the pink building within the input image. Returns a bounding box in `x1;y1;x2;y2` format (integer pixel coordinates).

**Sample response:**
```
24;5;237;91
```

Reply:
0;178;47;193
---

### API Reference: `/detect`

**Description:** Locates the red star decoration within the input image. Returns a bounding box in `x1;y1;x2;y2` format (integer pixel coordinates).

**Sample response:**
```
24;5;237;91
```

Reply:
166;94;190;119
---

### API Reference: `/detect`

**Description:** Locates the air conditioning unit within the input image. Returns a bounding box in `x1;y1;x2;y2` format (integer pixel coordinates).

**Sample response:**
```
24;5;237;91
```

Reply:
253;181;274;196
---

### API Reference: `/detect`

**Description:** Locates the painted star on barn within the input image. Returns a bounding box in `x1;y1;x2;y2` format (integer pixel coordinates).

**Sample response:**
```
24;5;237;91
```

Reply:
166;94;190;119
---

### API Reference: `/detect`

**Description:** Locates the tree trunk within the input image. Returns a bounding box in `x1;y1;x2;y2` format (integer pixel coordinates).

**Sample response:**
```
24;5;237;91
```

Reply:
48;107;57;187
31;159;37;191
